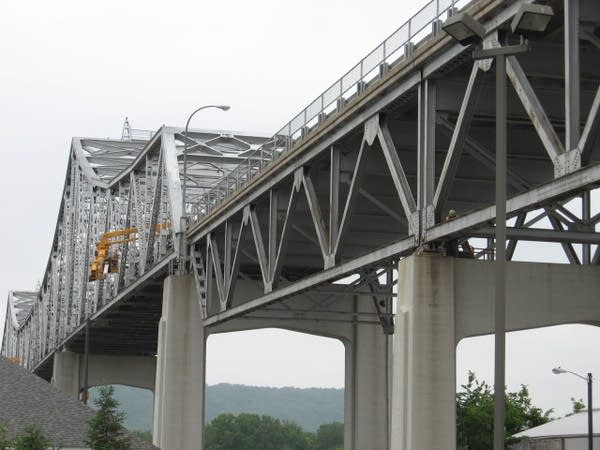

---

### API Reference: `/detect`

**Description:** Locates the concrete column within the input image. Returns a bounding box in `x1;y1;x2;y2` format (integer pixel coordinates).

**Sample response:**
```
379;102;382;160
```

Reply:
391;253;456;450
153;275;206;450
86;355;156;391
344;298;390;450
52;350;80;399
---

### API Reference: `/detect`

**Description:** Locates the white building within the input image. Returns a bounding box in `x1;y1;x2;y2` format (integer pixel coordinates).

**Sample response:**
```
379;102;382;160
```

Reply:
511;410;600;450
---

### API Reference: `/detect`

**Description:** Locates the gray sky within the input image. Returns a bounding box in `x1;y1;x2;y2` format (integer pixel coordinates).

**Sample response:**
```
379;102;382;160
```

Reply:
1;0;599;421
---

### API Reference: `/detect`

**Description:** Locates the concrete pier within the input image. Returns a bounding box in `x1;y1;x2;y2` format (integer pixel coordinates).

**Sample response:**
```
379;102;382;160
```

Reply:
52;351;155;398
153;275;206;450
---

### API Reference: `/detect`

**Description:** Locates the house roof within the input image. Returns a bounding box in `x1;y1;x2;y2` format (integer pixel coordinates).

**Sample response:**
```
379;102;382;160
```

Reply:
513;410;600;439
0;356;159;449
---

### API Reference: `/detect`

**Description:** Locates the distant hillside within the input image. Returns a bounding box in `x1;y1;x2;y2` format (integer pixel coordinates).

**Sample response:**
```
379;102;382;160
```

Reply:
90;383;344;433
206;384;344;432
89;385;153;431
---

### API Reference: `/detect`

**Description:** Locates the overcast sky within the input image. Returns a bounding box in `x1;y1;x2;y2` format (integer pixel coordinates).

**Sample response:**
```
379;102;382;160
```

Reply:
1;0;599;420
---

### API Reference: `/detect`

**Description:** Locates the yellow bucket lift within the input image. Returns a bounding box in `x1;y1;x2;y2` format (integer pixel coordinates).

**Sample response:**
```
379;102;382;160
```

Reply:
88;222;172;282
89;227;139;281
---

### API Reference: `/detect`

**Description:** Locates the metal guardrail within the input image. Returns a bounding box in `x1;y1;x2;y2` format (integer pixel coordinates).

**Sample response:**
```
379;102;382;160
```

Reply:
188;0;471;224
130;128;154;141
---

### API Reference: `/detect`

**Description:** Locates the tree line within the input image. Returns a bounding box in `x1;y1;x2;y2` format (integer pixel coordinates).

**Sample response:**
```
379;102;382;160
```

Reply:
3;373;569;450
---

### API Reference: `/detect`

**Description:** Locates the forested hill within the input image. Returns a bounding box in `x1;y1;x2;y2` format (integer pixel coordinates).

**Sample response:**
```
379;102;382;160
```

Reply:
90;383;344;433
205;384;344;432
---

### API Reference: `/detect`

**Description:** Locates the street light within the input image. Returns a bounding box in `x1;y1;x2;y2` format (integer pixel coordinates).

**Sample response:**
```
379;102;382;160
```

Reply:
553;367;593;450
511;4;554;34
442;6;553;450
182;104;231;221
442;11;486;45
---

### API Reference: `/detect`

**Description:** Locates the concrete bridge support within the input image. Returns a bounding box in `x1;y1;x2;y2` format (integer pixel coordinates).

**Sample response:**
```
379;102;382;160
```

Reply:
153;275;205;450
392;253;456;450
52;350;81;398
211;296;391;450
51;351;156;398
153;257;600;450
390;252;600;450
343;313;390;450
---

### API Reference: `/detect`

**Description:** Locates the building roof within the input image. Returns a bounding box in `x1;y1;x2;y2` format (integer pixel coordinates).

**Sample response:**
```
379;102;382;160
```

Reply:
513;410;600;439
0;356;159;449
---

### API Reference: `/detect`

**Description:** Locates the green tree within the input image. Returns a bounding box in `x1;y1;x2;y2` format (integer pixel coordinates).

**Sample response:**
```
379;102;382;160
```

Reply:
457;371;552;450
205;413;312;450
86;385;131;450
0;423;12;450
571;397;585;414
315;422;344;450
13;424;52;450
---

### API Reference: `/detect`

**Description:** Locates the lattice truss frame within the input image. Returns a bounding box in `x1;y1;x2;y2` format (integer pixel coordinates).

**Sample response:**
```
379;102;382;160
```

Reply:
186;0;600;327
2;128;269;369
4;0;600;371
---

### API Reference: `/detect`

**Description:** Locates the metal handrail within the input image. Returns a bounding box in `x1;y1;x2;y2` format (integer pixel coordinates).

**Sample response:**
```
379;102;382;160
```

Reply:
188;0;471;225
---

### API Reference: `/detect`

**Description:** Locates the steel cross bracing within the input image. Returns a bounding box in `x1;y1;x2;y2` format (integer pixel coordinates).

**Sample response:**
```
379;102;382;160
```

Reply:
1;128;270;372
3;0;600;378
185;0;600;327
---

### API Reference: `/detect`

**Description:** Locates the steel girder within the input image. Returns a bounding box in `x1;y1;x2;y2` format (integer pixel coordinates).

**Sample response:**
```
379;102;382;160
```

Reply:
1;128;270;372
186;0;600;326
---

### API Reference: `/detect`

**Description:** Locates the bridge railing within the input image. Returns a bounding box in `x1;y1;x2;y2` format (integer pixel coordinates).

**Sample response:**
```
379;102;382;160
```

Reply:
189;0;471;223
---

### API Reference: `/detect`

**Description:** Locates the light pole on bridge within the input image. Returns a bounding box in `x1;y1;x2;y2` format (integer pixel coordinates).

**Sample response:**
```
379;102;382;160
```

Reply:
442;5;553;450
179;105;230;272
181;104;231;223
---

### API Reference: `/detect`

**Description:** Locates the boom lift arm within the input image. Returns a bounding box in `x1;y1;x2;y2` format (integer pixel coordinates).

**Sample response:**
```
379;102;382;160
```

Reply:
89;227;139;281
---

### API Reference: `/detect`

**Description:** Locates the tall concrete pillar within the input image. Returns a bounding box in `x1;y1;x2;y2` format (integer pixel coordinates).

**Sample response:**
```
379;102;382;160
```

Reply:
52;350;80;399
153;275;206;450
391;253;456;450
344;298;390;450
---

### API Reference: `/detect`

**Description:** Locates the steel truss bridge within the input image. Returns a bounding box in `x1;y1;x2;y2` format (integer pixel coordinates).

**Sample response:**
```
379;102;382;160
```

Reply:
3;0;600;426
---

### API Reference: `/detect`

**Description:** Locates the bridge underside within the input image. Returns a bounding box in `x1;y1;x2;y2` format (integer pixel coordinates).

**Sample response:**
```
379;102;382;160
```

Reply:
3;0;600;448
18;0;600;381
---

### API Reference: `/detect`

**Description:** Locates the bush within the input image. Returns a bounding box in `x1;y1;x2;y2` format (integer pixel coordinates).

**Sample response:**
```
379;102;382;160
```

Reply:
13;424;52;450
0;423;12;450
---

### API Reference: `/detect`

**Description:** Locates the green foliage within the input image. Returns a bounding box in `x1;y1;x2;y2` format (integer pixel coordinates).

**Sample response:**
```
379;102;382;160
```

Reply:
205;414;343;450
571;397;585;414
0;423;12;450
315;422;344;450
13;424;52;450
131;430;152;442
457;371;552;450
86;385;131;450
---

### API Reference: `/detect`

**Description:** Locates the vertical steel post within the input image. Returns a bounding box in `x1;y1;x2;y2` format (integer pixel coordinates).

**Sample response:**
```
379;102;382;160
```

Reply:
418;79;436;240
329;146;340;255
583;192;591;264
588;373;593;450
493;53;507;450
83;319;90;405
565;0;580;151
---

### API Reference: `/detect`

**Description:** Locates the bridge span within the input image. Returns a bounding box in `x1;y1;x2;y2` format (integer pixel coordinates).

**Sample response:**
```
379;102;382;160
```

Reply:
4;0;600;448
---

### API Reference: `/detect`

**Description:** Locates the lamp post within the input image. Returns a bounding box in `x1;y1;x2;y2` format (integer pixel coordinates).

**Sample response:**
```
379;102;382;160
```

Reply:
553;367;593;450
181;104;230;222
442;5;553;450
